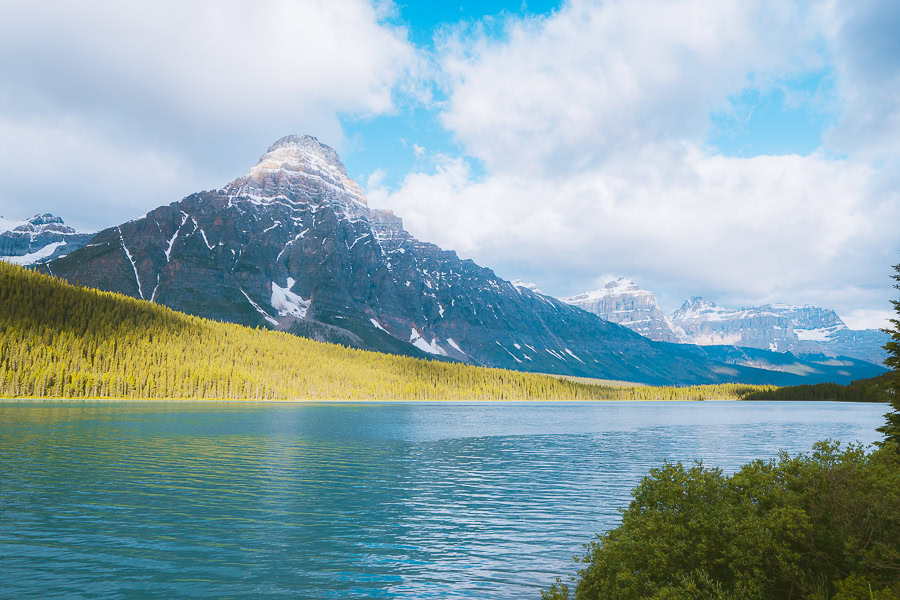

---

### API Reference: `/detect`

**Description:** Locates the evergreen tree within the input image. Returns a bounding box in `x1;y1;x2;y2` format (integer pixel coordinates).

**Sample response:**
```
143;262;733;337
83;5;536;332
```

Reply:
877;262;900;446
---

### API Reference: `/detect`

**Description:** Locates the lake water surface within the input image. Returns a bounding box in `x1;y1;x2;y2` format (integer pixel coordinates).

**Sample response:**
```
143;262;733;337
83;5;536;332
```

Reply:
0;401;887;599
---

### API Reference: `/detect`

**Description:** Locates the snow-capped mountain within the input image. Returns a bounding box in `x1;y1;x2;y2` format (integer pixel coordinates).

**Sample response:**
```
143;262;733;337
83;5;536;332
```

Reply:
40;135;885;385
0;213;93;266
563;278;889;366
511;280;545;295
669;297;889;365
563;278;681;343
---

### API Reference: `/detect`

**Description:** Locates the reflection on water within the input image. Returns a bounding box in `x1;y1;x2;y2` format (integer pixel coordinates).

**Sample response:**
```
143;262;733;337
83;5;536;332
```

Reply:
0;401;886;599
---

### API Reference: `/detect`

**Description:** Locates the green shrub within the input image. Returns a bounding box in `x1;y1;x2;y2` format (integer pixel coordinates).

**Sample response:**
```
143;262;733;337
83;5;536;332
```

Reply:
544;442;900;600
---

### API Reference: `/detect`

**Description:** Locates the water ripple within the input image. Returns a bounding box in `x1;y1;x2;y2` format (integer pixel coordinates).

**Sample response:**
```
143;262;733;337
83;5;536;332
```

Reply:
0;401;886;599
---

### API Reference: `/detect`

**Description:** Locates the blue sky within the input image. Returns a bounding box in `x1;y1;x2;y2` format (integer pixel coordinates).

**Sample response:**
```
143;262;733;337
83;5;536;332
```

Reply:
341;5;838;190
0;0;897;327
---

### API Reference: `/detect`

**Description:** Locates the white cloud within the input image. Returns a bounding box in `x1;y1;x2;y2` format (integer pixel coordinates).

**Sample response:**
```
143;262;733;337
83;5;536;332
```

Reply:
437;0;821;174
373;145;896;304
842;309;894;331
0;0;419;226
819;0;900;158
371;0;899;320
365;168;388;192
0;115;205;232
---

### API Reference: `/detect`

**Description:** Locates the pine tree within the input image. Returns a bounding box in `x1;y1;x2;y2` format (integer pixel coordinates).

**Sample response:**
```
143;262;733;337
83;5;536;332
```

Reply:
877;262;900;446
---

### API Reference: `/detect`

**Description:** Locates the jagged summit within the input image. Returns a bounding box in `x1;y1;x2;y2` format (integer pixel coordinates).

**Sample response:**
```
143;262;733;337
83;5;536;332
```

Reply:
511;279;545;295
563;277;682;343
0;212;93;265
1;213;81;235
27;213;65;226
676;296;718;313
566;277;652;302
225;134;367;206
263;134;343;167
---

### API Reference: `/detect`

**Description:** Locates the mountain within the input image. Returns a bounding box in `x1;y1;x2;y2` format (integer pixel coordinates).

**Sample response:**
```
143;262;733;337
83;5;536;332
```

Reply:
564;279;889;366
41;135;884;385
0;213;93;266
0;261;640;401
563;278;682;343
511;279;545;294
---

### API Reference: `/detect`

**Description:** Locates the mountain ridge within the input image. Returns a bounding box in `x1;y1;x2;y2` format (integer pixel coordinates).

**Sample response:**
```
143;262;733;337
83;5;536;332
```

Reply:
39;135;885;385
564;279;889;365
0;213;93;266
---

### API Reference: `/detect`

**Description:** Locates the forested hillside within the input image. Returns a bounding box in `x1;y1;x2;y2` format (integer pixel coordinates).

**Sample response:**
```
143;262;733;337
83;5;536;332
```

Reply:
0;263;770;401
742;373;894;402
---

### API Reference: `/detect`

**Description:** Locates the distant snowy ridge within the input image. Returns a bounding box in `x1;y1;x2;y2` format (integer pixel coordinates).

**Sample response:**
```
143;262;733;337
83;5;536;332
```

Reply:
0;214;93;266
561;278;889;366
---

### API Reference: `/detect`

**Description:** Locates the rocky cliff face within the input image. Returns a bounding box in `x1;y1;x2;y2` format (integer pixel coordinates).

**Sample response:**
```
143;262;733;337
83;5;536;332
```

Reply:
564;278;682;343
669;298;889;365
564;278;889;366
42;135;885;385
0;214;93;265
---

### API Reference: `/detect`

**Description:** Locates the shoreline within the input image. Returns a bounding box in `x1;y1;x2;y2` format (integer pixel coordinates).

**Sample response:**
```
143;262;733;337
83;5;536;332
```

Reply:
0;397;741;403
2;397;878;404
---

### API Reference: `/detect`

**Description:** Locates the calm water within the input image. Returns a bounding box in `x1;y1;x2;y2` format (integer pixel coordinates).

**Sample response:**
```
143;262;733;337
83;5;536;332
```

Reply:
0;401;887;599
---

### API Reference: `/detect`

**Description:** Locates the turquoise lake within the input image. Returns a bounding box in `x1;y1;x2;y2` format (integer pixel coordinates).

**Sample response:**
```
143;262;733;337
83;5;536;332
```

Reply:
0;400;887;599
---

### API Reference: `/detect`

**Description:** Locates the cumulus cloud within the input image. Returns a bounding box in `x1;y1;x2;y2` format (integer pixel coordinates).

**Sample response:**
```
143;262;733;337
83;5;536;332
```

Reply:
437;0;822;174
0;0;419;226
370;0;899;324
820;0;900;158
372;145;896;314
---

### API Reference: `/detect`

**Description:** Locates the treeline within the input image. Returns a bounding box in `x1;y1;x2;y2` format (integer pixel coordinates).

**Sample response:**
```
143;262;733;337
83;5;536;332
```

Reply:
742;373;894;402
0;263;770;401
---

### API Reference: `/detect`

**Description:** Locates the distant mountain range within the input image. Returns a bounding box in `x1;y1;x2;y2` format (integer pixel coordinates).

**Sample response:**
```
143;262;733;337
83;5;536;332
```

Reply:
563;278;889;366
28;135;885;385
0;214;93;265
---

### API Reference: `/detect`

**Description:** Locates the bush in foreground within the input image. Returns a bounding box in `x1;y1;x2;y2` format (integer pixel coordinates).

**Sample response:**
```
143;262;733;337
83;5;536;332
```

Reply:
544;442;900;600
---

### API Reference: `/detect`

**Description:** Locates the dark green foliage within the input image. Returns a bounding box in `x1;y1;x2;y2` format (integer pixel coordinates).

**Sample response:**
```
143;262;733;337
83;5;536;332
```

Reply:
742;373;894;402
876;263;900;445
543;442;900;600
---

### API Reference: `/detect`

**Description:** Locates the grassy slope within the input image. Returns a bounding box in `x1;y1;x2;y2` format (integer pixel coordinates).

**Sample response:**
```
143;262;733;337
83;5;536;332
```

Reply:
0;263;773;401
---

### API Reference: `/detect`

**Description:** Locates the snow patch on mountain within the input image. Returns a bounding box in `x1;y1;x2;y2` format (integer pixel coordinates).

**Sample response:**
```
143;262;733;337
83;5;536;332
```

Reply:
511;279;545;295
410;328;448;356
271;277;310;319
1;241;67;265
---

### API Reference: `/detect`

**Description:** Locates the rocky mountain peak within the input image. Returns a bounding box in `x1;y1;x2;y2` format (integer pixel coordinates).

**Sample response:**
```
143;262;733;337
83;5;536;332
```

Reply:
1;213;79;235
564;277;652;303
677;296;717;313
27;213;65;226
0;212;92;265
225;134;367;207
511;280;545;295
563;277;682;343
